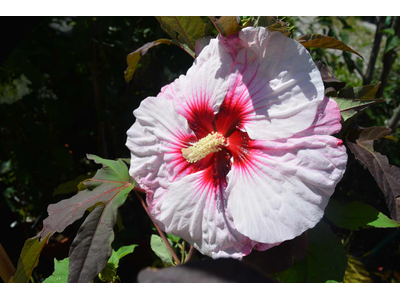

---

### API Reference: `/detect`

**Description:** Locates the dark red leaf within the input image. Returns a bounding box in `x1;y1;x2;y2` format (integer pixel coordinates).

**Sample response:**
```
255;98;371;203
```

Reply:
347;127;400;221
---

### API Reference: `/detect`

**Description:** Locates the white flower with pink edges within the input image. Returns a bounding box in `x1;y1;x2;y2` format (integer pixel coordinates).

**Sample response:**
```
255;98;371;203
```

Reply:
126;27;347;259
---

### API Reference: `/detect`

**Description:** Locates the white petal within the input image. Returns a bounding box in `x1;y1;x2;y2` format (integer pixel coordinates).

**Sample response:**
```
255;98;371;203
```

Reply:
158;38;233;122
148;170;254;259
219;27;325;140
226;135;347;244
126;96;196;190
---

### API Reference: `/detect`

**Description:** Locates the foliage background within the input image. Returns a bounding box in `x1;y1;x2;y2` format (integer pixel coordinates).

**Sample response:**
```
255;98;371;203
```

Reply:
1;16;400;282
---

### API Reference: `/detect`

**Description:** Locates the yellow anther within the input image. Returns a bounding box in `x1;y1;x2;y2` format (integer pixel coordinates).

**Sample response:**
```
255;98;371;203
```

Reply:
182;132;226;163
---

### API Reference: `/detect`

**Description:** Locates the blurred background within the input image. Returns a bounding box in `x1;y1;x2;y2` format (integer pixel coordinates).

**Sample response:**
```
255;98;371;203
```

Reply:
1;16;400;282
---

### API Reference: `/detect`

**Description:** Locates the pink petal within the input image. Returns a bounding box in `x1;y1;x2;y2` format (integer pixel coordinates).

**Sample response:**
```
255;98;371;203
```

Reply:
293;96;342;137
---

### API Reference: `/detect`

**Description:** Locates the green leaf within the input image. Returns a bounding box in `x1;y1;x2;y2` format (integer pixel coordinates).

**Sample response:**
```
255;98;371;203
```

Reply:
325;199;400;230
155;17;207;52
278;222;347;283
346;127;400;221
332;97;383;122
39;154;134;283
98;263;117;282
124;39;172;83
43;258;69;283
385;35;400;53
209;16;239;36
338;82;381;99
379;28;395;35
326;280;341;283
98;244;137;282
253;16;278;27
266;22;291;37
108;244;138;268
298;34;363;58
150;234;174;266
166;233;181;243
9;233;51;283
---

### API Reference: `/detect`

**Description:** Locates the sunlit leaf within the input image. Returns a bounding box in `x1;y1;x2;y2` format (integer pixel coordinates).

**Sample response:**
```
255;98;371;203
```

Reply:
9;233;51;283
38;155;133;282
98;244;137;283
150;234;174;266
266;22;291;36
98;263;117;283
155;17;207;52
209;16;239;36
253;16;278;27
243;17;291;36
39;154;133;240
332;97;384;122
277;222;347;283
124;39;172;83
298;34;363;58
325;199;400;230
108;244;138;268
43;258;69;283
166;233;181;244
347;127;400;221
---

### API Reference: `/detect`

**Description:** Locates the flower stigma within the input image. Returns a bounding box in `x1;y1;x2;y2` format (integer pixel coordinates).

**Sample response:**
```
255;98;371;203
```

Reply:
182;132;226;163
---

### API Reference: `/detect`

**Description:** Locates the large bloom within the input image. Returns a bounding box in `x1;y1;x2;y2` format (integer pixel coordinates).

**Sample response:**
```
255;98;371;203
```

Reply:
126;27;347;259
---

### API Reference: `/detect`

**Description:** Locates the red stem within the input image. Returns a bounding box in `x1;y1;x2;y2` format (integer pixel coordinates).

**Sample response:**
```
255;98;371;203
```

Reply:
184;245;196;263
208;16;226;39
134;191;181;265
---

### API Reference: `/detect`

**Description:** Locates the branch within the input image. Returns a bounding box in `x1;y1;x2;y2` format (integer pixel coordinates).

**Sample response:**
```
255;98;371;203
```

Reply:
364;16;387;85
387;104;400;131
377;16;400;98
134;191;181;265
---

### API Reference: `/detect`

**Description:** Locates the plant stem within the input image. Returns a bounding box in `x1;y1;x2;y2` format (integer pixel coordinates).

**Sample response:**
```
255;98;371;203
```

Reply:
208;16;225;39
184;245;196;263
181;241;186;264
0;243;15;283
134;191;181;265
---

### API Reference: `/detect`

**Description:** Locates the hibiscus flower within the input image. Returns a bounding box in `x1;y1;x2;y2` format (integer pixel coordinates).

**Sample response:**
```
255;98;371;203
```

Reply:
126;27;347;259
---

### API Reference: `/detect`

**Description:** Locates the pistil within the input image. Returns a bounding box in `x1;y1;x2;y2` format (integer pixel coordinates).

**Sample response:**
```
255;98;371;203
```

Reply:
182;132;226;163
